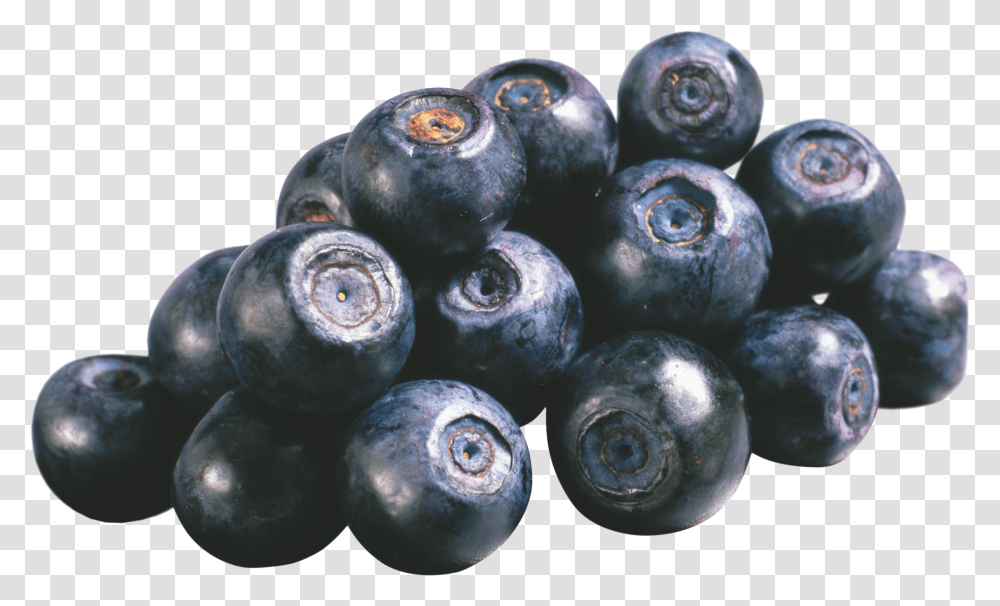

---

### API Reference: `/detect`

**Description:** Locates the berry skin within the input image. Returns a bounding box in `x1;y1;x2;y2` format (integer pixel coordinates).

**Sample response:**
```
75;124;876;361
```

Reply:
736;119;906;296
547;331;750;535
276;132;354;229
721;305;879;467
217;222;414;415
342;88;526;261
413;231;584;425
826;250;968;408
464;58;618;256
148;246;246;419
337;380;532;575
172;387;346;568
32;355;195;523
617;31;763;170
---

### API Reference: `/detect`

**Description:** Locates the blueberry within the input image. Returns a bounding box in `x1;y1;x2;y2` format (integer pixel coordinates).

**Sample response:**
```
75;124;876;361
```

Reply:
577;158;771;346
217;222;415;414
721;305;879;467
617;31;763;170
413;231;584;425
826;250;967;408
148;246;246;419
337;380;531;574
32;355;195;523
547;331;750;535
464;59;617;256
171;387;346;568
736;119;906;296
276;132;354;229
341;88;526;261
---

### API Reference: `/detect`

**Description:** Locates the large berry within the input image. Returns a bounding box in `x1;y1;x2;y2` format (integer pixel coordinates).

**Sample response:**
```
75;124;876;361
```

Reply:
721;305;879;467
217;222;414;414
338;380;531;574
578;158;771;346
342;88;526;261
736;119;906;295
617;31;763;170
33;355;195;522
465;59;617;255
547;331;750;535
148;246;245;418
826;250;967;408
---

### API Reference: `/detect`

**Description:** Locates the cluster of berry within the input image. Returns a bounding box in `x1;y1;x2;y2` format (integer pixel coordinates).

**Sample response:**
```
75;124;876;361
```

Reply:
32;32;967;575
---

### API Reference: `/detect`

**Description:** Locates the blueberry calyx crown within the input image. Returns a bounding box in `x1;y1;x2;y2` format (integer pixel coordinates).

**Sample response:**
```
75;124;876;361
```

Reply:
408;108;465;144
439;414;512;494
657;62;730;134
841;355;876;429
494;78;552;112
633;176;717;247
645;195;708;245
72;356;151;393
458;250;521;309
301;243;395;335
393;93;480;146
785;129;870;197
577;408;668;502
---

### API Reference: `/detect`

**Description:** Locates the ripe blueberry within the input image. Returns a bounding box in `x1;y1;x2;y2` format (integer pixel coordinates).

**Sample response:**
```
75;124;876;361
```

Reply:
826;250;967;408
32;355;195;522
217;222;414;414
547;331;750;535
721;305;879;467
337;380;531;574
148;246;245;418
617;32;763;170
736;119;906;295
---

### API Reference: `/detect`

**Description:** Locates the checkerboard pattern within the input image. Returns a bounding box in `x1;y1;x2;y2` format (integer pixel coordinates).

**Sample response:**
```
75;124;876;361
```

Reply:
3;0;998;602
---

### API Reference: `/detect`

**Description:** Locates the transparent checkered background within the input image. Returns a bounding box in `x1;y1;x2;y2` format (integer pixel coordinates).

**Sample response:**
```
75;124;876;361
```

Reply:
2;0;998;603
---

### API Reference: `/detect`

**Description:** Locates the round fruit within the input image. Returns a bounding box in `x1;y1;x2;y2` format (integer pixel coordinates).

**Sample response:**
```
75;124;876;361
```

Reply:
32;355;195;522
547;331;750;535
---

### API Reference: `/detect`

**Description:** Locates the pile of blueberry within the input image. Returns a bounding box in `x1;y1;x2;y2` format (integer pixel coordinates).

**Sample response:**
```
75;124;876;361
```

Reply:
32;32;968;574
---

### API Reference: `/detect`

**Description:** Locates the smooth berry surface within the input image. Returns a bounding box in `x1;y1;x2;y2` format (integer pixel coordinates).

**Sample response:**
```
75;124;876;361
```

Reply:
32;355;195;523
826;250;967;408
577;158;771;346
721;305;879;467
276;132;354;229
617;31;763;170
148;246;245;418
413;231;583;425
342;88;526;261
547;331;750;535
172;386;346;568
736;119;906;296
337;380;531;575
217;222;414;414
464;59;617;256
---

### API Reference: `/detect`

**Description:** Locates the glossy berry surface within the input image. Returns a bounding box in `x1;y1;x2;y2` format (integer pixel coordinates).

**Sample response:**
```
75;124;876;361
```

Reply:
217;222;415;414
464;59;617;255
148;246;246;419
172;387;346;568
826;250;967;408
547;331;750;535
736;119;906;296
721;305;879;467
617;31;763;170
578;158;771;345
276;132;354;229
342;88;526;261
413;231;584;425
32;355;195;523
338;380;531;575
